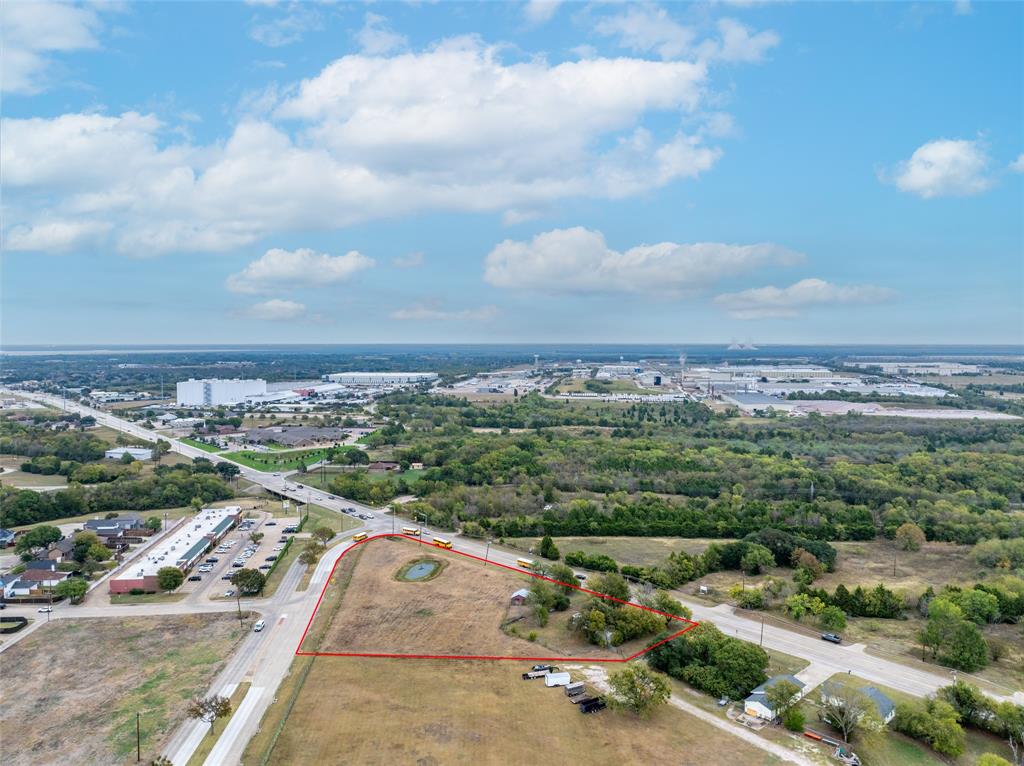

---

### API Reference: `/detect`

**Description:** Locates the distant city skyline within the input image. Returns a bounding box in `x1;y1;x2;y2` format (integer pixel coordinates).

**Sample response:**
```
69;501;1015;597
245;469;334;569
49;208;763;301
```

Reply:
1;1;1021;345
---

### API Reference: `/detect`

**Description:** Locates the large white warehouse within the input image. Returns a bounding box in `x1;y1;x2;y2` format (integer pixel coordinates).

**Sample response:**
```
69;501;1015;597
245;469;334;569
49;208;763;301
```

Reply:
176;378;267;406
321;372;438;385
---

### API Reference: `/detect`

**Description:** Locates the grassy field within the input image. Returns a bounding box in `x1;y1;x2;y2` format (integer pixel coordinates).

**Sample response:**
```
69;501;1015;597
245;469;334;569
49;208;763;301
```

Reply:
509;535;714;566
556;378;663;395
0;614;246;766
916;373;1024;389
304;536;657;659
181;437;222;453
221;448;330;471
110;592;187;605
251;656;782;766
797;673;1014;766
298;465;423;492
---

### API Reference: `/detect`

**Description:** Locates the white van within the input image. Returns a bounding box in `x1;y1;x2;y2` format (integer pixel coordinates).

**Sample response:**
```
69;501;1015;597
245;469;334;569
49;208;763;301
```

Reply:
253;619;266;632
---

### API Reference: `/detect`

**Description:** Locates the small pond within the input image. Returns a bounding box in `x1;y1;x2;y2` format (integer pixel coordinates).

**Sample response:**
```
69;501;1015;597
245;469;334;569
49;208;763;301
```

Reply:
404;561;440;581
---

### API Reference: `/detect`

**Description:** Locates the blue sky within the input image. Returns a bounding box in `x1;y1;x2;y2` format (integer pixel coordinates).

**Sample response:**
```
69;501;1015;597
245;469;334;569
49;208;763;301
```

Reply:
1;0;1021;345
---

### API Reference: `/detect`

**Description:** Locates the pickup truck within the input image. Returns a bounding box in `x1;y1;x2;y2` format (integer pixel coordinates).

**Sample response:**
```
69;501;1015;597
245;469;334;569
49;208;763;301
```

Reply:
821;632;843;644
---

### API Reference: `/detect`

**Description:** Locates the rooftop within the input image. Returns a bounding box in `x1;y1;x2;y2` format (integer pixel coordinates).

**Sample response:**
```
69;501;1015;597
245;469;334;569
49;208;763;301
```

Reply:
110;506;240;581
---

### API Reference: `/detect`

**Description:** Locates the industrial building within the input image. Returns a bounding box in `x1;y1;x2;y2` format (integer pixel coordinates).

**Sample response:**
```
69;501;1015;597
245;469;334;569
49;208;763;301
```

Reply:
108;506;241;594
321;372;438;385
176;378;267;406
846;361;981;376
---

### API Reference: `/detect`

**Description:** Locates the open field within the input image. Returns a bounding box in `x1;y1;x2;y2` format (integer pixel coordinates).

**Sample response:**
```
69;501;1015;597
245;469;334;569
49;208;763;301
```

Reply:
251;656;782;766
305;537;672;659
819;540;989;593
797;673;1014;766
556;377;663;395
916;373;1024;389
180;437;222;453
509;535;713;566
221;447;330;471
0;614;245;766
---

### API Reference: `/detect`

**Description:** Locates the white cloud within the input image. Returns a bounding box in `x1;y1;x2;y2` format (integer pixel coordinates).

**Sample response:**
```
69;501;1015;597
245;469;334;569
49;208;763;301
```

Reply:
3;40;728;255
1009;153;1024;173
249;3;321;47
4;220;111;253
594;9;778;63
0;0;106;94
884;138;992;198
226;248;374;294
356;13;406;54
523;1;562;25
953;1;972;16
392;251;424;269
483;227;803;295
391;303;499;321
240;298;307;321
594;6;695;60
714;278;896;319
710;18;780;63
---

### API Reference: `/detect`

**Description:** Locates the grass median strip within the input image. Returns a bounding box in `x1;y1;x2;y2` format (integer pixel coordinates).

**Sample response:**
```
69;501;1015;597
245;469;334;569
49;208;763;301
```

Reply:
185;681;251;766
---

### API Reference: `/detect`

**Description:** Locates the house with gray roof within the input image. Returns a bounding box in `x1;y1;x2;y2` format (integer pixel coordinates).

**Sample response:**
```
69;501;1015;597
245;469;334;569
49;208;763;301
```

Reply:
820;681;896;724
744;675;807;720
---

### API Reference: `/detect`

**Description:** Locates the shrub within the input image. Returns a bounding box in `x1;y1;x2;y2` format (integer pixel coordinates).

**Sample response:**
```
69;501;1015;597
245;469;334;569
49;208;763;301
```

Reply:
782;707;806;732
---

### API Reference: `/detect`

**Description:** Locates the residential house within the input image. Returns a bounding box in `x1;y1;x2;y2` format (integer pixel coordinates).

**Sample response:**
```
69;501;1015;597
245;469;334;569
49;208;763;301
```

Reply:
17;568;71;590
819;682;896;725
0;528;16;548
368;461;401;472
25;559;57;572
0;574;23;599
744;675;807;720
83;515;143;539
46;538;75;563
510;588;531;606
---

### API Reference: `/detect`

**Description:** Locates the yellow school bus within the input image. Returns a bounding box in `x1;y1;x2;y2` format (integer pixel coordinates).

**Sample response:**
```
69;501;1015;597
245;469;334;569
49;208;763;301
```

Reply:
516;558;536;570
432;537;453;549
352;533;368;542
401;526;420;535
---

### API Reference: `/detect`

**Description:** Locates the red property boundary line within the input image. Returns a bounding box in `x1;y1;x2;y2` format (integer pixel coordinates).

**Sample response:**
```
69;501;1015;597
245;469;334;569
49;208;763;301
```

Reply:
295;533;699;663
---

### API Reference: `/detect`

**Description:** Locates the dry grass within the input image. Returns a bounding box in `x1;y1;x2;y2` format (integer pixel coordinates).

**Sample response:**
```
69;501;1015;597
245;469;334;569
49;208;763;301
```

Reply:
0;614;245;766
819;540;988;593
262;657;782;766
310;538;544;657
509;535;714;566
306;537;659;659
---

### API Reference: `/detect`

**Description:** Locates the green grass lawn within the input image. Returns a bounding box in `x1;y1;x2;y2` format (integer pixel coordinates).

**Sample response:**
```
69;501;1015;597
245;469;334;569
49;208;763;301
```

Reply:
298;466;423;492
222;448;330;471
181;437;222;453
110;592;187;605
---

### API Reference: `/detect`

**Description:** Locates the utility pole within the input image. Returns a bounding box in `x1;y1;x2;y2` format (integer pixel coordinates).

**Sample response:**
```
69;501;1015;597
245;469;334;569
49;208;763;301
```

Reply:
893;548;897;578
136;711;141;762
759;615;765;647
485;539;492;565
236;592;244;628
